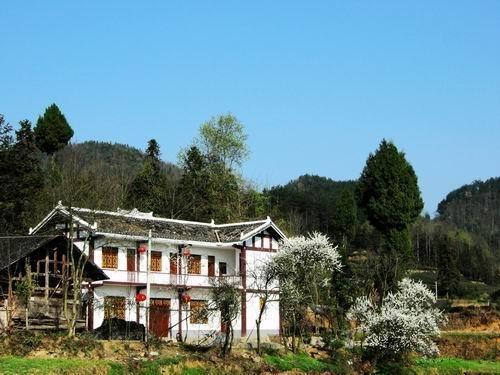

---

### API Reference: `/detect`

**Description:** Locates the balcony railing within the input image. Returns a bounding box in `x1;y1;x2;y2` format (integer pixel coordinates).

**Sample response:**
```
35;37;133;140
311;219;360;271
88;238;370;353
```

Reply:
104;269;242;288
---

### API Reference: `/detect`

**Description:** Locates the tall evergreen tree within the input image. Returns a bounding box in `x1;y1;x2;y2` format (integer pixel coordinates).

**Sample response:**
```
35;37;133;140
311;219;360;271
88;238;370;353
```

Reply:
332;188;357;254
437;231;461;297
357;139;424;297
125;139;170;215
34;103;74;155
0;120;43;233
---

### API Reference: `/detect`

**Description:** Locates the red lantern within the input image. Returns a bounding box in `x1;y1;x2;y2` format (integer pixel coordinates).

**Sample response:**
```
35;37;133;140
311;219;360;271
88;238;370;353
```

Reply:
138;245;147;253
182;248;191;257
181;294;191;304
135;293;146;302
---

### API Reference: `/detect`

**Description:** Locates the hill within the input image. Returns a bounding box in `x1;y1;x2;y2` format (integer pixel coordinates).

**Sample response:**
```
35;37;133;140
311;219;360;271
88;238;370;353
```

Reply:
265;174;358;238
33;141;181;223
437;177;500;256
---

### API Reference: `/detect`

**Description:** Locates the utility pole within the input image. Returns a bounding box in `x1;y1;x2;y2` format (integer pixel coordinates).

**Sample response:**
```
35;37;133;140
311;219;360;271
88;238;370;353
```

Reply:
145;229;152;343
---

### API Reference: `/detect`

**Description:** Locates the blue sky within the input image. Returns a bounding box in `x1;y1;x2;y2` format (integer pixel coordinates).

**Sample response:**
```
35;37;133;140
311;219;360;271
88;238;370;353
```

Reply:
1;1;499;214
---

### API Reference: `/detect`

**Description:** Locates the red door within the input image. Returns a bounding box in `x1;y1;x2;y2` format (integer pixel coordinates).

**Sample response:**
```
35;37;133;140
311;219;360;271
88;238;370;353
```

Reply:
208;256;215;277
149;299;170;337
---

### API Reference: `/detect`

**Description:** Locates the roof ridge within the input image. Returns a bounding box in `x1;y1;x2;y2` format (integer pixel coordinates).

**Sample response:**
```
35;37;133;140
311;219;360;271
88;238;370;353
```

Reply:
68;206;271;227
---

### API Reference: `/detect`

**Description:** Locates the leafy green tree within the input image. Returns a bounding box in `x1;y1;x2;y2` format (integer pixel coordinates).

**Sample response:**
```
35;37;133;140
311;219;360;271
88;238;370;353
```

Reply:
34;103;74;155
125;139;170;215
177;114;249;223
196;113;248;169
357;139;424;296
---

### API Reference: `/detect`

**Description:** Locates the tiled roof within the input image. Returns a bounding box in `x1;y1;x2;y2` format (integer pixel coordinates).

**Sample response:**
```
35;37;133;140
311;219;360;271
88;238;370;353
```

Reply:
35;206;276;244
0;235;108;281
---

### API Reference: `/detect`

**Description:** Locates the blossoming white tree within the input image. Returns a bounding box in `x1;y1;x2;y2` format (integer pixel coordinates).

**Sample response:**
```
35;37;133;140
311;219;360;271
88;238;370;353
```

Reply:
347;278;446;361
272;232;342;351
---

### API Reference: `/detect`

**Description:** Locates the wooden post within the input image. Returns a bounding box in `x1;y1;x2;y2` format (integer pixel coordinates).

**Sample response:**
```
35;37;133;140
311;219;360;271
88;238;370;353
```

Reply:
45;250;50;300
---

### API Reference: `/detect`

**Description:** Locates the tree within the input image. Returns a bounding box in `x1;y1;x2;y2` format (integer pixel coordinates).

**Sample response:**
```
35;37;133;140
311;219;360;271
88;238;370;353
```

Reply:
196;113;248;169
247;258;279;355
209;277;241;356
34;104;74;155
15;262;37;331
332;188;357;254
125;139;171;215
0;119;43;234
357;139;423;296
176;146;240;222
271;232;342;351
348;278;446;363
436;231;461;297
0;115;14;233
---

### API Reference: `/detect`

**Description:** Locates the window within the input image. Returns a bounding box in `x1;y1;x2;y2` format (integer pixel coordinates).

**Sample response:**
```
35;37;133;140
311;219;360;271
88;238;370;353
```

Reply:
219;262;227;275
104;296;125;319
127;249;136;272
187;255;201;274
151;251;162;272
190;300;208;324
170;253;178;274
102;247;118;269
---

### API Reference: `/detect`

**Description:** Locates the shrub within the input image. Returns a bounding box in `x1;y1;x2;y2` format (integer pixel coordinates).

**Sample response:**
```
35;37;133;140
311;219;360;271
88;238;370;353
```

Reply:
348;278;446;362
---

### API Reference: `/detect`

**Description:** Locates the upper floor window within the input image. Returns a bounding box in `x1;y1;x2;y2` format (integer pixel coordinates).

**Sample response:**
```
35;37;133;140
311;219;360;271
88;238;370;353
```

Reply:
219;262;227;275
188;255;201;274
102;247;118;269
127;249;136;272
151;251;162;272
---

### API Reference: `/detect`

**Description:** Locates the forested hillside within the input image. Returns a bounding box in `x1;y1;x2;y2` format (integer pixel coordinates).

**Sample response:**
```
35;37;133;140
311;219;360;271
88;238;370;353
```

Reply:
1;105;498;300
265;175;358;238
438;178;500;256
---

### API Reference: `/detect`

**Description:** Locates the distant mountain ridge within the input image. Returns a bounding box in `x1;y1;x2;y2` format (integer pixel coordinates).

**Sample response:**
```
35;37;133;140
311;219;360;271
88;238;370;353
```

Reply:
437;177;500;254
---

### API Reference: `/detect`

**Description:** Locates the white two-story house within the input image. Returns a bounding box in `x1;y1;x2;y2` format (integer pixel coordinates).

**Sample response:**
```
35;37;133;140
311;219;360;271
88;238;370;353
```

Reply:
30;203;285;341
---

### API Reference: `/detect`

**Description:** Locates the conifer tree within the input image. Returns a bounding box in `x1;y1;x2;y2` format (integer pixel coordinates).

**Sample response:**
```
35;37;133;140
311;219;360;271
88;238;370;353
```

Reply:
357;139;424;296
125;139;169;215
437;231;461;297
34;103;74;155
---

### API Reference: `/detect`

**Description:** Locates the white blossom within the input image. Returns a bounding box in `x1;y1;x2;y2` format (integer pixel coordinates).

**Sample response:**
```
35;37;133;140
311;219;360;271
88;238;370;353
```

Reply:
348;278;446;358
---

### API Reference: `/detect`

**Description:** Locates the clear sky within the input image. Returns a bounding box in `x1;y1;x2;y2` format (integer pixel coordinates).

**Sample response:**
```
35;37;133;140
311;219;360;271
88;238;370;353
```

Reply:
1;1;499;214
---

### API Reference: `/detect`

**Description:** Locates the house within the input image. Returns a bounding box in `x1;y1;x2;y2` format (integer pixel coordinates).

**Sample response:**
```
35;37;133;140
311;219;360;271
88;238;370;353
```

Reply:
0;235;108;331
30;202;285;340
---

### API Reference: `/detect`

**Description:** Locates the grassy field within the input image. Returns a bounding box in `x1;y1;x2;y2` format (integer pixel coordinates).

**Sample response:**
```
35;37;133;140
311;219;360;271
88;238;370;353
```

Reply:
412;358;500;374
2;354;500;374
0;357;124;375
263;351;345;373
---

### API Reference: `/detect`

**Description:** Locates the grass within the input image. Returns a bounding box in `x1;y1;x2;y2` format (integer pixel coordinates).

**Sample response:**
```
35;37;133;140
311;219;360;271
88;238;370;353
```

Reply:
412;358;500;374
263;351;344;373
0;357;125;375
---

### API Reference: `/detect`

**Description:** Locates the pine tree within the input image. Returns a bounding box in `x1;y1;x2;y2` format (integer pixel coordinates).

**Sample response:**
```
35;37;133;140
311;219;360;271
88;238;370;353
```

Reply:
0;120;43;233
332;188;357;253
437;231;461;297
357;139;424;296
125;139;169;215
34;103;74;155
